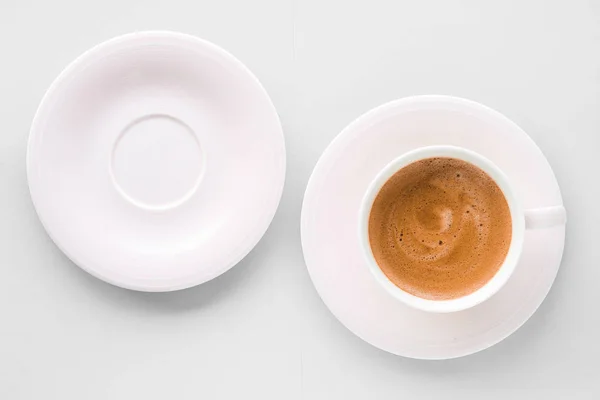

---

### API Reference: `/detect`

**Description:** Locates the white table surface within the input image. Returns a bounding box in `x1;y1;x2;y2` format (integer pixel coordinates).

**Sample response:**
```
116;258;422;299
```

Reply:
1;0;598;398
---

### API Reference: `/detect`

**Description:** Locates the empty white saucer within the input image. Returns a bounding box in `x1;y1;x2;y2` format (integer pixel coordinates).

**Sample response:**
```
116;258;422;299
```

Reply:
28;32;286;291
301;96;566;359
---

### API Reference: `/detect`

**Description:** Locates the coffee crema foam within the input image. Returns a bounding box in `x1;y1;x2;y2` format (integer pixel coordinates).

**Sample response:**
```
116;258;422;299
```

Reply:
368;157;512;300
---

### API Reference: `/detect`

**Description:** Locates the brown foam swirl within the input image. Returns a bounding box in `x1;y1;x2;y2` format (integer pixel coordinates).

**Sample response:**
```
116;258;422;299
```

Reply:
368;157;511;300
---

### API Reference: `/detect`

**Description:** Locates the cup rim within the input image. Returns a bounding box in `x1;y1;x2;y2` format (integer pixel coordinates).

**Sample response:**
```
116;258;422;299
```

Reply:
359;145;525;313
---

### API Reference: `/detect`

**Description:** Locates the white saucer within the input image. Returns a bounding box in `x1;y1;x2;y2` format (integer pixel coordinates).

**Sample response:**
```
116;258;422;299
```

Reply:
28;32;286;291
301;96;566;359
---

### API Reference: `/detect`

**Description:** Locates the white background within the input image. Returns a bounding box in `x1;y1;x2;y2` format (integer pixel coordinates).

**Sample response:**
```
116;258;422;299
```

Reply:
0;0;598;398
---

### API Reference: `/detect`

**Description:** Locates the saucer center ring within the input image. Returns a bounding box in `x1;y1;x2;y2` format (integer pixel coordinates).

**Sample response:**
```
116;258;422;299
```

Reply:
110;114;204;211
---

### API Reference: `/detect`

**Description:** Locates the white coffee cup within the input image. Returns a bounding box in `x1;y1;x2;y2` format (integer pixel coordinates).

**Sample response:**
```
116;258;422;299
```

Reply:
358;145;567;313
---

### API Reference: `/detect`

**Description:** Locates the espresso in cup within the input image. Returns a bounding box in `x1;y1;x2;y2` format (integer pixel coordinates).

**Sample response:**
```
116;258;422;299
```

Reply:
368;157;512;300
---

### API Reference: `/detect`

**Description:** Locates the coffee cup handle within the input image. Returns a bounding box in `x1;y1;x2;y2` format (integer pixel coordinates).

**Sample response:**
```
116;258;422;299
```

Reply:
524;205;567;230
